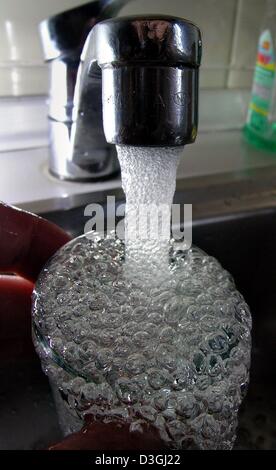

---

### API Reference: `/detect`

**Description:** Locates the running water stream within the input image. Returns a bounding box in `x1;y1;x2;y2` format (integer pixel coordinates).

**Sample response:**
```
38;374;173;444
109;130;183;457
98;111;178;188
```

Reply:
117;146;182;282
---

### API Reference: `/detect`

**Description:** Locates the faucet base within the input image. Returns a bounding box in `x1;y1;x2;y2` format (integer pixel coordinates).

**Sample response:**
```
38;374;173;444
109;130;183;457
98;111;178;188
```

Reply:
48;119;120;181
48;167;120;183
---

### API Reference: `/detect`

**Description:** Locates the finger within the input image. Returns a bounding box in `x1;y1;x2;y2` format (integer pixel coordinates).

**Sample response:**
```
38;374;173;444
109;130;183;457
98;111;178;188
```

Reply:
49;421;165;450
0;275;35;362
0;203;71;281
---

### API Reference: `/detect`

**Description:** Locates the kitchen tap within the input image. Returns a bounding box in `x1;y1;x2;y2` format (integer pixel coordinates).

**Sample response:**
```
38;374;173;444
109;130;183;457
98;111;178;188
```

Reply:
40;3;201;180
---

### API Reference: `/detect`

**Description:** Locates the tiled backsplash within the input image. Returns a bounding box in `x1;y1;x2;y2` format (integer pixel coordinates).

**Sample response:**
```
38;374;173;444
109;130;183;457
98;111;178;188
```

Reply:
227;0;266;88
0;0;273;95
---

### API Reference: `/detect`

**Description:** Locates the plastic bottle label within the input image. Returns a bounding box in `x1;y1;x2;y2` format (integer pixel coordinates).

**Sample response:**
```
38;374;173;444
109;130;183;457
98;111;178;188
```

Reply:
247;30;275;132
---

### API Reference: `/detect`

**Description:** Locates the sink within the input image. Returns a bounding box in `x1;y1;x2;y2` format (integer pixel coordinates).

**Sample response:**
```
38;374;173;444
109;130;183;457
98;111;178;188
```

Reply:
1;170;276;450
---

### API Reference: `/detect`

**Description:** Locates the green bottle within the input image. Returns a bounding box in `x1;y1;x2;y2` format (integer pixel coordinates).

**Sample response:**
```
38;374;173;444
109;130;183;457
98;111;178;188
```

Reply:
243;0;276;151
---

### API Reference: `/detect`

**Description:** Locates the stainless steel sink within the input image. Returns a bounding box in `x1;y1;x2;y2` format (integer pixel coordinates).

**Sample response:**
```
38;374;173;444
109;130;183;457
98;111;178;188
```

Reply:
2;167;276;450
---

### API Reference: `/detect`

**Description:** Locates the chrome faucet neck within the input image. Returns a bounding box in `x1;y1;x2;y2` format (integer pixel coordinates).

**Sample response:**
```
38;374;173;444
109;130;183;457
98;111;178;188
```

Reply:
40;1;130;181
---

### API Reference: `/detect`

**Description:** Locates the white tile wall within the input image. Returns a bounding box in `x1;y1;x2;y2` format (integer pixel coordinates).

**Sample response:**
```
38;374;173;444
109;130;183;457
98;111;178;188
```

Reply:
0;0;89;96
228;0;266;88
0;0;274;95
0;0;88;62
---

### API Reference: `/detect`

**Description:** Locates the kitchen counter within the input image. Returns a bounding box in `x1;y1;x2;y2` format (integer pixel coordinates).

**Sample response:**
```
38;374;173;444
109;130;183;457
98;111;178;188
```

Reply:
2;129;276;214
1;91;276;214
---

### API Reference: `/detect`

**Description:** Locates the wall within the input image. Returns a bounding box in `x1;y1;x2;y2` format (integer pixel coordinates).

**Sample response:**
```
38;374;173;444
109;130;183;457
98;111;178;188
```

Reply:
0;0;272;96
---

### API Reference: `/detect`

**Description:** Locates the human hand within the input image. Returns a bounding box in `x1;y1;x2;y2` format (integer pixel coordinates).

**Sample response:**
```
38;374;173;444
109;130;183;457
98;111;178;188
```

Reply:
0;202;71;363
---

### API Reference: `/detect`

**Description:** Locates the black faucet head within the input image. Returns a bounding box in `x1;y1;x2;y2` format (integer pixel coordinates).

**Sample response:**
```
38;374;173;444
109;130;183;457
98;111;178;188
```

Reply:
93;15;202;147
95;15;201;68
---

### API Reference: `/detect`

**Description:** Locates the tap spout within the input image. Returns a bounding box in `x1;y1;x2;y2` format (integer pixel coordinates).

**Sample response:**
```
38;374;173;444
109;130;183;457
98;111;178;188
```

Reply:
76;15;202;147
